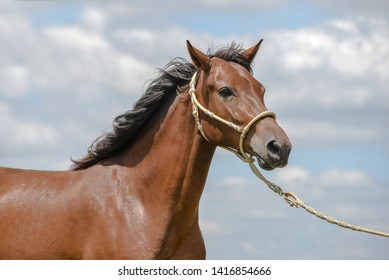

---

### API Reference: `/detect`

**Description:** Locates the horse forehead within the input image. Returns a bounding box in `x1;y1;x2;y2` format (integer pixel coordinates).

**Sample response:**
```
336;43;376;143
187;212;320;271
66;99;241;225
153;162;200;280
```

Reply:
211;60;258;88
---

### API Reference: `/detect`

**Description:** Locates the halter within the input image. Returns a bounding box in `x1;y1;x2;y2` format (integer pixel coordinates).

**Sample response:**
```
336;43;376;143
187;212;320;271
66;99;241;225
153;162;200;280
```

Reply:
188;71;276;163
188;71;284;195
188;71;389;239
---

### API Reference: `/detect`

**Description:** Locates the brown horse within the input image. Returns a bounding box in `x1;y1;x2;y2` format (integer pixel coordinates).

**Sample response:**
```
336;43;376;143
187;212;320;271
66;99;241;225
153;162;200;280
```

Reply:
0;40;291;259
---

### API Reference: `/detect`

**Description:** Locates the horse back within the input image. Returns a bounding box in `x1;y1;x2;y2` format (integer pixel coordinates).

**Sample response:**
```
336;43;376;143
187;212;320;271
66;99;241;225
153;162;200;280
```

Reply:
0;166;103;259
0;165;153;259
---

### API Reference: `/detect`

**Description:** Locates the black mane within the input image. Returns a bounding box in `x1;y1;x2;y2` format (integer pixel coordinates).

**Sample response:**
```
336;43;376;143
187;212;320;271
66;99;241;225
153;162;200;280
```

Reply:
71;42;252;170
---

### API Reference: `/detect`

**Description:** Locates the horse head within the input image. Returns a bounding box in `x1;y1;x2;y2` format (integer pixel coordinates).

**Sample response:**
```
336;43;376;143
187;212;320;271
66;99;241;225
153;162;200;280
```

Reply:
187;40;291;170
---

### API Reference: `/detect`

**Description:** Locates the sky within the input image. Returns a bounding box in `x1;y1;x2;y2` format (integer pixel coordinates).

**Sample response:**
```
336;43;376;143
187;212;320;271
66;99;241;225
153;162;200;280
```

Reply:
0;0;388;259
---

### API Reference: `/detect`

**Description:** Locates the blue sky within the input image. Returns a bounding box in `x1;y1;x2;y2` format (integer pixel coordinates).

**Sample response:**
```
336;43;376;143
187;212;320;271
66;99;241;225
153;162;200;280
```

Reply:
1;0;389;259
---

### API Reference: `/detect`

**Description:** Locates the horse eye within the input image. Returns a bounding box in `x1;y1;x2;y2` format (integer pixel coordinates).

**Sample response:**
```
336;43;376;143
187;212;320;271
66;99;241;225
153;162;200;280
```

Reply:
218;87;234;99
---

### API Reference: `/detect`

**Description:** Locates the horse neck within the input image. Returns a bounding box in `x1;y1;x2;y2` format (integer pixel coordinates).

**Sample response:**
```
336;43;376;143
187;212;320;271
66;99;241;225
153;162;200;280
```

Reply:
116;92;216;225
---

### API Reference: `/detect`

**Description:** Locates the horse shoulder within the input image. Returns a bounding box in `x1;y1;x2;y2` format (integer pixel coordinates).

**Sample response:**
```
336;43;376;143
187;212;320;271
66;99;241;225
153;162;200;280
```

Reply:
75;165;154;259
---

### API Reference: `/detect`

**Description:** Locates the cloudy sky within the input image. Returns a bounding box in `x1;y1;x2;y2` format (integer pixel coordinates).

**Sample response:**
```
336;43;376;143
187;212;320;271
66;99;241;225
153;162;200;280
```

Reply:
1;0;389;259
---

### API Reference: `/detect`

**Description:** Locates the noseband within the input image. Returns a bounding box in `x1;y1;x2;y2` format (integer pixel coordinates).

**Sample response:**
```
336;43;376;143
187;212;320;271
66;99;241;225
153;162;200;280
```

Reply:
188;71;276;163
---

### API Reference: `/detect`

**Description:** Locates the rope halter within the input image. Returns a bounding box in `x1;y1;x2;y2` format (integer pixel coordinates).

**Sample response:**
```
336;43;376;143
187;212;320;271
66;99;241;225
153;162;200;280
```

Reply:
188;71;284;196
188;71;276;163
188;71;389;238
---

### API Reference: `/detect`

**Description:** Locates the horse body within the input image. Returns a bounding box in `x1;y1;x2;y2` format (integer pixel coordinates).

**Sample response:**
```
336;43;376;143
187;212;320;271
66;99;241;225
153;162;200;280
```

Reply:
0;91;213;259
0;167;93;259
0;40;291;259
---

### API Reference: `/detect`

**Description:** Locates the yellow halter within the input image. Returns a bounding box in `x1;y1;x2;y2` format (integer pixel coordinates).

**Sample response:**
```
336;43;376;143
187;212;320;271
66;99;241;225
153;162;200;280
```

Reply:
188;71;276;163
188;71;389;238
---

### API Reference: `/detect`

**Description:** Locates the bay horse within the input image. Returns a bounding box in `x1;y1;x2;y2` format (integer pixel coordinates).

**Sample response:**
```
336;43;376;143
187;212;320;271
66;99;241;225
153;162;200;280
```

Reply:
0;40;291;259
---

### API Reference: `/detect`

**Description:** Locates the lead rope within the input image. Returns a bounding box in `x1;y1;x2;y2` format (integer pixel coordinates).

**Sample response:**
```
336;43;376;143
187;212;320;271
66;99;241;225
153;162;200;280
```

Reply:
189;71;389;238
246;158;389;238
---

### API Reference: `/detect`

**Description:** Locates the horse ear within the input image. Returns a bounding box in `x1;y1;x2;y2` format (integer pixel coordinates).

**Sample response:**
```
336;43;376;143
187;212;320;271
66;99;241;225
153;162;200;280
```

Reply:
242;39;263;64
186;40;211;72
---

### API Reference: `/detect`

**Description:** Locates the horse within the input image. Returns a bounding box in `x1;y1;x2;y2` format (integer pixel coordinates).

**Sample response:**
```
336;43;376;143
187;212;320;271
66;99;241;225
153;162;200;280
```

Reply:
0;40;291;259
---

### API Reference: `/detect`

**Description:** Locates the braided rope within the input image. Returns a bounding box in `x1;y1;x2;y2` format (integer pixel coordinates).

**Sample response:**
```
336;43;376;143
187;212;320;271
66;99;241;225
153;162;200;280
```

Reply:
249;161;389;238
282;192;389;238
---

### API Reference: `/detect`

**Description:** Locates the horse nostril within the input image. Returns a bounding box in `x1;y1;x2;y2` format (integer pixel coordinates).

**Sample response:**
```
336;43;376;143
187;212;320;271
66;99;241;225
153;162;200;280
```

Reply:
267;140;281;158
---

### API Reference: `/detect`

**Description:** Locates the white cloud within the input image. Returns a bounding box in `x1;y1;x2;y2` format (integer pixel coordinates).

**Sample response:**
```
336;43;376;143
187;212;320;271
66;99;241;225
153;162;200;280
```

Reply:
0;102;57;151
80;8;106;31
114;28;155;43
284;119;382;147
111;26;214;67
200;219;223;235
330;20;359;33
0;65;29;97
200;0;286;10
318;168;374;188
266;18;389;78
44;27;110;51
274;165;375;191
313;0;389;17
1;16;154;99
222;176;251;188
90;0;287;16
40;24;168;96
276;166;310;189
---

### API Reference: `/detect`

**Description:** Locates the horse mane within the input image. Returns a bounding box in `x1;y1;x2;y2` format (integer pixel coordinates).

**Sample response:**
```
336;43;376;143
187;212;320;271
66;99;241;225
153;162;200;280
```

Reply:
71;42;252;170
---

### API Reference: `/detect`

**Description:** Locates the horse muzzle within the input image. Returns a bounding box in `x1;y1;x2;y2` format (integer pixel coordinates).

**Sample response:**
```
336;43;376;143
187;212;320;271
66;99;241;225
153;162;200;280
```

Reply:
256;138;292;170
